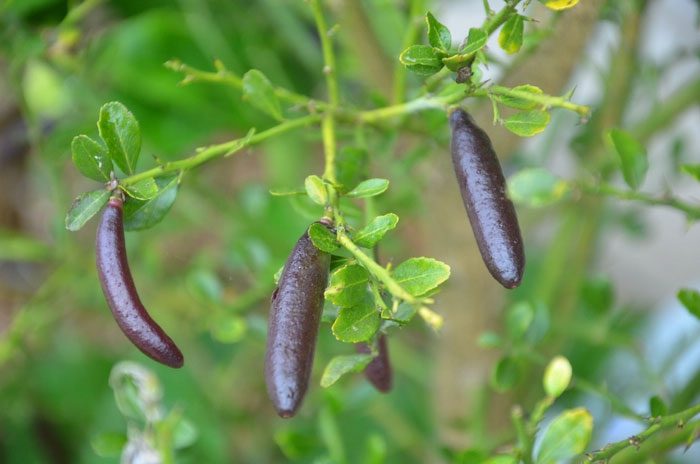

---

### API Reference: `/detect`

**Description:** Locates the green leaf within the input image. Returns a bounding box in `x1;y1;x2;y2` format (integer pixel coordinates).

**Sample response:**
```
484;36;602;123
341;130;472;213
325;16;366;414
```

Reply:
332;297;380;343
539;0;580;10
498;15;524;54
491;356;520;391
462;28;488;55
325;264;369;307
581;276;614;314
172;418;198;449
337;147;368;193
543;356;572;398
269;188;306;196
65;189;111;231
492;85;543;110
304;175;328;205
503;110;550;137
308;222;339;253
122;177;159;200
678;288;700;319
123;175;179;231
353;214;399;248
242;69;283;120
346;178;389;199
90;432;126;457
484;456;517;464
210;316;247;344
608;128;648;190
681;164;700;182
0;230;53;262
649;395;668;417
399;45;443;76
477;331;502;349
506;301;534;340
507;168;570;207
391;257;450;297
71;135;112;182
97;101;141;175
426;12;451;51
320;354;373;387
535;408;593;464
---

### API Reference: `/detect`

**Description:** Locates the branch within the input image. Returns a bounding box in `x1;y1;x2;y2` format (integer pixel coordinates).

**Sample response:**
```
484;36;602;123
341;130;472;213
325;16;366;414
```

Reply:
336;229;442;329
584;403;700;463
164;59;325;111
441;1;520;68
578;182;700;221
120;114;321;186
476;85;591;117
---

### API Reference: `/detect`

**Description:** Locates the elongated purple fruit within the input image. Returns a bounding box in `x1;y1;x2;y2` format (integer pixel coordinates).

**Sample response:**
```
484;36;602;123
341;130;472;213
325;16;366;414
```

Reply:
96;196;184;368
356;334;392;393
265;226;330;418
449;109;525;288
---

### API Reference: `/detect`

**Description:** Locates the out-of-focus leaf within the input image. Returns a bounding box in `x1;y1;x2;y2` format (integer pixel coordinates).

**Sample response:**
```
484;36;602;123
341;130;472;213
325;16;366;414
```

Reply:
508;168;570;207
498;15;524;54
535;408;593;464
242;69;283;120
320;354;373;387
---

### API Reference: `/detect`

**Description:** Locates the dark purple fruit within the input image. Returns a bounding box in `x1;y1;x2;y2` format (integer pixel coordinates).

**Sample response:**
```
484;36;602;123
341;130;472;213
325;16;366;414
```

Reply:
96;196;184;368
356;334;392;393
449;109;525;289
265;226;330;418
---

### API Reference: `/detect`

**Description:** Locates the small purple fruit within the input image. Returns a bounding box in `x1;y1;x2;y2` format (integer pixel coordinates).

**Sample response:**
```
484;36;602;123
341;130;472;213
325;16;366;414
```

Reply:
96;196;184;368
265;226;330;418
356;334;392;393
449;109;525;289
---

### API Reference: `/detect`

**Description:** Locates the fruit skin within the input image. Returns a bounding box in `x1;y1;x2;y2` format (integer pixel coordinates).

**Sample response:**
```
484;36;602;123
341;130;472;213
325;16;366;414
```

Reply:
356;334;392;393
265;226;330;418
96;196;184;368
449;109;525;289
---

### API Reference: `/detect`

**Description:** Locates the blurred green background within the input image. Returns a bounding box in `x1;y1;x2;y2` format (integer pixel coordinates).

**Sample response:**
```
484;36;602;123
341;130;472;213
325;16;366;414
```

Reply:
1;0;700;463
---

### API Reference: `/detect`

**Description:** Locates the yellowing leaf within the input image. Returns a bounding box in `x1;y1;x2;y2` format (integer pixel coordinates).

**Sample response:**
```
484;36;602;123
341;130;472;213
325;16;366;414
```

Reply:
542;0;580;10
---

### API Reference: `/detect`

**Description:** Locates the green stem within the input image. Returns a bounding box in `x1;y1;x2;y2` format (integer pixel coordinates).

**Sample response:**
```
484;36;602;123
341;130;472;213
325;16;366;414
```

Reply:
631;77;700;143
475;85;591;117
120;114;321;186
579;183;700;221
165;60;323;110
391;0;426;104
309;0;340;220
512;406;534;464
336;230;421;306
584;403;700;463
442;1;520;68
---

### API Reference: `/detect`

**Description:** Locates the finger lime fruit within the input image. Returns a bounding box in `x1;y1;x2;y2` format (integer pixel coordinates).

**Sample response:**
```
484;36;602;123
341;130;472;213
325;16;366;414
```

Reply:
449;109;525;288
96;196;184;368
265;225;330;418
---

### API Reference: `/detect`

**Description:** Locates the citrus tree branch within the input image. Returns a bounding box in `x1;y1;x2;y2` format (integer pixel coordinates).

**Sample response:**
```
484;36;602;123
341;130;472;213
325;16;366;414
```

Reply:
120;114;321;186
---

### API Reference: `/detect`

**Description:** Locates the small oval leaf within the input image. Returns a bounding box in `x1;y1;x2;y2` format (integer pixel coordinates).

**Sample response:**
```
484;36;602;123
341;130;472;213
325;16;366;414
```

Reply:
320;354;373;388
391;257;450;297
535;408;593;464
498;15;524;55
71;135;112;182
304;175;328;205
97;101;141;175
123;175;179;231
353;213;399;248
242;69;283;120
345;178;389;199
325;264;370;307
399;45;443;76
608;128;648;190
332;297;380;343
426;12;451;51
65;189;111;231
507;168;570;207
503;110;551;137
309;222;339;253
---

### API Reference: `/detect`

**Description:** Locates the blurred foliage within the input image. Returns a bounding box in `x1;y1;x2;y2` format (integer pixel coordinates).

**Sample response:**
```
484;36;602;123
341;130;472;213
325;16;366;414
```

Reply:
1;0;700;463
